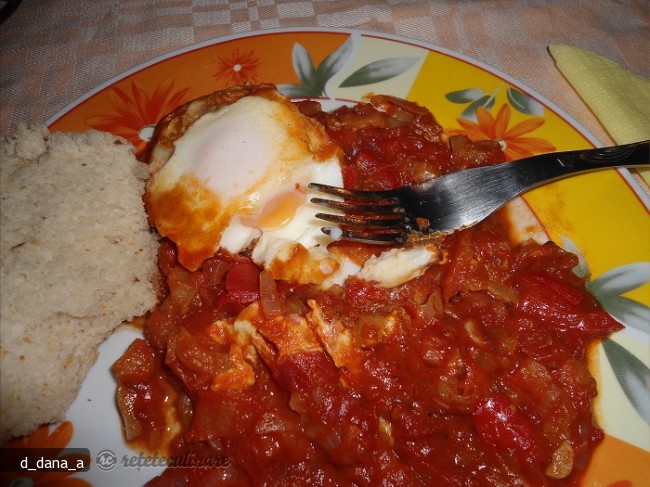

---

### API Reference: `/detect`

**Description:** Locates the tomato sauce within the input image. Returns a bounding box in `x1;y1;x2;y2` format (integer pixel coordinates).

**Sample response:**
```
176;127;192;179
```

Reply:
114;95;622;486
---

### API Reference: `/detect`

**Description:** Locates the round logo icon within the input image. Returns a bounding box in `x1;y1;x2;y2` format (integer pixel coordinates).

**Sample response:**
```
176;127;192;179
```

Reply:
95;449;118;471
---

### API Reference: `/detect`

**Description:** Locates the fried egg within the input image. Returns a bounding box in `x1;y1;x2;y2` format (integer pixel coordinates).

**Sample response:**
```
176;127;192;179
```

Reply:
146;87;344;280
146;86;442;288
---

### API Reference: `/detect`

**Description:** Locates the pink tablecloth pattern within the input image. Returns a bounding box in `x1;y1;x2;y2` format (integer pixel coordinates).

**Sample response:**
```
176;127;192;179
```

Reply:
1;0;648;145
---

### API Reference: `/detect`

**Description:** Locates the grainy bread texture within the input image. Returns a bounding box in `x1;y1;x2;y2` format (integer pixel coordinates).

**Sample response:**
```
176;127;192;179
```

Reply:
0;125;159;442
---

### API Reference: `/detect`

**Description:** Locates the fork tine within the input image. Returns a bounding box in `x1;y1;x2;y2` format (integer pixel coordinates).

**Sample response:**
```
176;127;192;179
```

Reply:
308;182;397;202
314;212;411;229
321;226;407;244
310;197;403;215
309;182;409;242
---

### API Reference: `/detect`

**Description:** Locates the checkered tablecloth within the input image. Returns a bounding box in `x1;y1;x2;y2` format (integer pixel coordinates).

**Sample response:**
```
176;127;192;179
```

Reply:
1;0;648;144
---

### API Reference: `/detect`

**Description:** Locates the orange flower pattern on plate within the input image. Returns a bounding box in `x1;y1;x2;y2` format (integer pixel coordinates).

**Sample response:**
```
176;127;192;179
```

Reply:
1;421;91;487
214;48;261;85
450;104;556;160
85;78;191;155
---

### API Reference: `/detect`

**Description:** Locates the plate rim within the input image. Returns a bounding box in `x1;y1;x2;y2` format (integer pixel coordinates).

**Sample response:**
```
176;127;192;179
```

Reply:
45;26;650;208
46;27;592;141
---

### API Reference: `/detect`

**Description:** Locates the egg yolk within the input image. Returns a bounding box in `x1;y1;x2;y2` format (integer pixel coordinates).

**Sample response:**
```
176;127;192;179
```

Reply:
241;187;307;231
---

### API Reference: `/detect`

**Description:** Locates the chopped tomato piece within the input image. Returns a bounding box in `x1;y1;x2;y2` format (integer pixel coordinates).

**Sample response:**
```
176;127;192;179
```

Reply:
472;395;546;465
224;260;260;305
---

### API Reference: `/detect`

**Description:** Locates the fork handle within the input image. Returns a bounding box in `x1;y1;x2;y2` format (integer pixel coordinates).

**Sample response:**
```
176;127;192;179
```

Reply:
542;139;648;170
496;140;649;195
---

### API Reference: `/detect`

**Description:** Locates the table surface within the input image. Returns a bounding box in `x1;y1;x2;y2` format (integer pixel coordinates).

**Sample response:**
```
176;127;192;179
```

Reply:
1;0;648;145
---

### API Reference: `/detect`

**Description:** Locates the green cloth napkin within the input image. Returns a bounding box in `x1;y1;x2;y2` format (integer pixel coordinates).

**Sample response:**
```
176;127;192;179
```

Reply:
549;44;650;145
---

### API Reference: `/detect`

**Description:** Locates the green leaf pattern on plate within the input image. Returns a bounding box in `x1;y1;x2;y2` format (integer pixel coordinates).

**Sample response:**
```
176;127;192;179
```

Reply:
506;87;545;116
339;57;420;88
446;84;546;121
563;236;650;424
292;43;318;88
278;42;331;97
602;339;650;424
591;263;650;334
445;88;485;104
278;36;419;98
317;37;354;86
459;94;496;122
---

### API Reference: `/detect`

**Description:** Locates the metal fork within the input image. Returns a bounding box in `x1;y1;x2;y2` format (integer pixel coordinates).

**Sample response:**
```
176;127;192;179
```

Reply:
309;140;650;244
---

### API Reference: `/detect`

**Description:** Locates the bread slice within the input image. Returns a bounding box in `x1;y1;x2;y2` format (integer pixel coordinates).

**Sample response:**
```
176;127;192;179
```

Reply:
0;125;159;442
